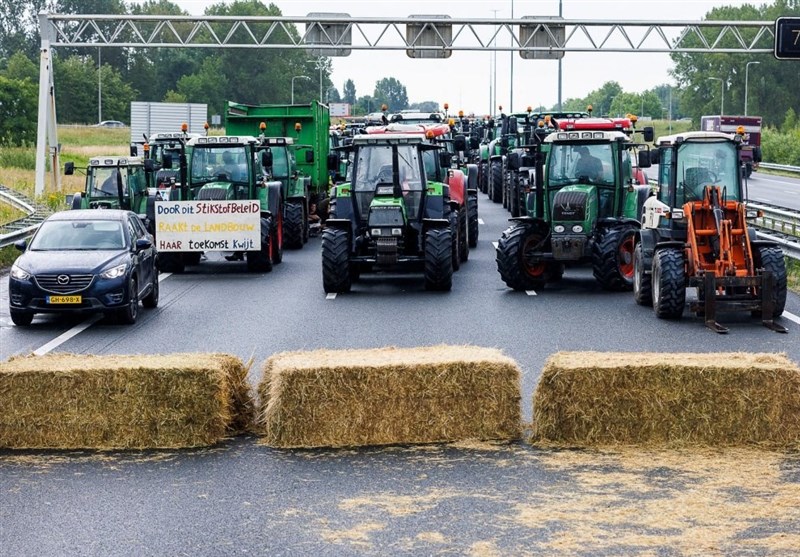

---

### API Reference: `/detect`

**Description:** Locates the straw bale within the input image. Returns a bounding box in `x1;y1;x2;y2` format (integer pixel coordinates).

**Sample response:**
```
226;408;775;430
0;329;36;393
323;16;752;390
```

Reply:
258;345;522;448
532;351;800;447
0;352;253;449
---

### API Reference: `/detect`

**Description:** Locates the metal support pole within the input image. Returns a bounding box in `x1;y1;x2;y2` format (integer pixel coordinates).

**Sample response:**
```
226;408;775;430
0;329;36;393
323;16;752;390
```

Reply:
557;0;563;111
744;60;760;116
97;47;102;124
35;13;60;197
509;0;514;112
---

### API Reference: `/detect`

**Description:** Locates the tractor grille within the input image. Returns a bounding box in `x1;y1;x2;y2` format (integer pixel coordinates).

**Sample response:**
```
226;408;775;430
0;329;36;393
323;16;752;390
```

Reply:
34;274;94;294
552;191;587;221
196;187;228;200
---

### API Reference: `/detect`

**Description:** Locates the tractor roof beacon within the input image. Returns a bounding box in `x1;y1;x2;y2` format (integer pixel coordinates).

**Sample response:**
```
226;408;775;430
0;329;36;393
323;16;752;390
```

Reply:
634;131;788;333
322;134;456;293
495;118;655;292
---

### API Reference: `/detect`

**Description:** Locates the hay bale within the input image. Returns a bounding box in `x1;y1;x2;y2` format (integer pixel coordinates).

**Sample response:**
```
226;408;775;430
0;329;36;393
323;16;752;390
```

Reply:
532;351;800;448
0;353;254;449
258;345;521;448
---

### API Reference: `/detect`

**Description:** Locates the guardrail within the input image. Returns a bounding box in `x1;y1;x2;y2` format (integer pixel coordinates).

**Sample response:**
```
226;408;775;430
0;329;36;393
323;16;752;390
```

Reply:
748;202;800;260
758;162;800;174
0;184;50;249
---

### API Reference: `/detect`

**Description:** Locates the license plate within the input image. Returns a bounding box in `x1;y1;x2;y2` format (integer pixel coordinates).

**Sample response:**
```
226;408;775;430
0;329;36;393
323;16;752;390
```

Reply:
46;295;82;304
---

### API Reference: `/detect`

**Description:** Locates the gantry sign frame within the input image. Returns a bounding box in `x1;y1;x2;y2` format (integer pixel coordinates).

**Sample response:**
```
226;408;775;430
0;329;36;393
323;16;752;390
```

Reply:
35;13;779;195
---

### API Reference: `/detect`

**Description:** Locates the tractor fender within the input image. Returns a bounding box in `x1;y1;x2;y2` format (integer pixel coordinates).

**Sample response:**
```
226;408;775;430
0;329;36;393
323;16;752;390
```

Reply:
750;239;780;250
422;218;450;230
325;218;352;232
598;216;641;229
447;169;466;206
465;164;479;194
144;194;157;235
509;215;549;235
265;181;283;216
489;153;505;164
635;228;658;270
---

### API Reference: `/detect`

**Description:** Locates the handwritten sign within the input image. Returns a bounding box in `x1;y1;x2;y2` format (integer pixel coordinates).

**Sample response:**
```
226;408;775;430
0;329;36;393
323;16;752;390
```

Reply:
155;200;261;252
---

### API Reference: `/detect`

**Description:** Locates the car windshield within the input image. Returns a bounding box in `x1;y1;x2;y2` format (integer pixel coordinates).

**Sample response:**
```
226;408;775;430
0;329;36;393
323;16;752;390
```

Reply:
29;220;126;251
353;145;422;192
547;143;614;186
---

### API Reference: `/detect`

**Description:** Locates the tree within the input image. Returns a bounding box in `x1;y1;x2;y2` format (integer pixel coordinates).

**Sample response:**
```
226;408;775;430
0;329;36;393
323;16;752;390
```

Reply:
54;55;135;124
782;107;798;132
0;75;37;145
409;101;440;112
3;52;38;82
373;77;408;112
0;0;55;60
342;79;356;105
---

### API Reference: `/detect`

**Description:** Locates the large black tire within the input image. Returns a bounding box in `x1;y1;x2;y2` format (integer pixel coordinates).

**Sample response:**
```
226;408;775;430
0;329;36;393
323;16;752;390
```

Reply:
159;253;184;274
458;206;469;263
10;309;33;326
322;228;351;293
271;219;283;264
490;160;503;203
479;162;488;194
467;194;479;248
496;223;550;291
633;241;652;306
424;227;453;291
116;277;139;325
142;271;159;309
652;248;685;319
592;225;638;291
183;252;202;266
502;169;510;209
283;202;304;250
449;211;460;272
246;217;273;273
510;172;521;218
755;246;787;317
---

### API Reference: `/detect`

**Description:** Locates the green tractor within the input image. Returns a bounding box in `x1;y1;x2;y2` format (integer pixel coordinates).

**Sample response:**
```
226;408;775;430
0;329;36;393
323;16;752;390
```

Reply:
66;155;157;232
496;123;654;291
156;135;283;274
322;134;455;293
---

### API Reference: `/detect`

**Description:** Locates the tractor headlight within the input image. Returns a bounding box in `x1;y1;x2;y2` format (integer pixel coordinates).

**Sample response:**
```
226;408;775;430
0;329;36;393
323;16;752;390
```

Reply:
571;225;584;234
100;263;127;279
391;228;402;236
553;225;565;233
371;228;382;236
10;264;30;281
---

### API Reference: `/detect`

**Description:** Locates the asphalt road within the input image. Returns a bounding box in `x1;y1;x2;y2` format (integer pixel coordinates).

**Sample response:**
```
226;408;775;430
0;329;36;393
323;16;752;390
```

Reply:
2;191;800;556
747;170;800;210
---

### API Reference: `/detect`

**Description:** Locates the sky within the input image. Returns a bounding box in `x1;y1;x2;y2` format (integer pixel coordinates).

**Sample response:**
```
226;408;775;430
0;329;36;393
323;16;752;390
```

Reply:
168;0;761;114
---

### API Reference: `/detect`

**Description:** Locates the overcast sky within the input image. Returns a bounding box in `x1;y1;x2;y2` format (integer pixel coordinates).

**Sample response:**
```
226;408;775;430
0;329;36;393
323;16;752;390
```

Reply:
169;1;760;114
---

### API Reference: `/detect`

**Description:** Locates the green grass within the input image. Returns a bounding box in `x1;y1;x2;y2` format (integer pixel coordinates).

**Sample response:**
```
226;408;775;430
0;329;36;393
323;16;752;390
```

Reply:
0;244;20;269
787;257;800;294
645;119;694;141
0;147;37;170
57;126;130;147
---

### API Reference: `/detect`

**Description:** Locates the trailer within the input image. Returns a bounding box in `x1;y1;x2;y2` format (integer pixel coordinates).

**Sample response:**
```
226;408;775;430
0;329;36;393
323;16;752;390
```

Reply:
700;115;762;177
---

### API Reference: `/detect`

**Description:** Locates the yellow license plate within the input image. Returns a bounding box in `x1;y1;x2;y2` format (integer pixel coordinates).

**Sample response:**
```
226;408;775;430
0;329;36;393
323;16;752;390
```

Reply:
46;295;82;304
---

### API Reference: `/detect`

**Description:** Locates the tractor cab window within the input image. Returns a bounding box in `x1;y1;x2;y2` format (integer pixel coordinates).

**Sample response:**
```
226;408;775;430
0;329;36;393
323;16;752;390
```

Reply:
548;143;614;186
676;142;740;205
269;148;290;179
151;142;181;165
89;167;124;198
191;145;249;187
128;166;145;194
354;145;422;192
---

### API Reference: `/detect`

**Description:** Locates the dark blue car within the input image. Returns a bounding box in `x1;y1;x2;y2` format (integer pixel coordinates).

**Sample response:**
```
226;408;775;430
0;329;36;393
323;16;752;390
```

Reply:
8;209;159;326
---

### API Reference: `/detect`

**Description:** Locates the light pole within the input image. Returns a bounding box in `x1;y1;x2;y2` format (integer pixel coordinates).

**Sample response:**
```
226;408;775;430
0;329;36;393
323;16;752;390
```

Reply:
557;0;563;111
744;61;760;116
707;76;724;116
325;86;337;103
510;0;514;111
491;9;499;115
291;75;311;105
97;48;102;123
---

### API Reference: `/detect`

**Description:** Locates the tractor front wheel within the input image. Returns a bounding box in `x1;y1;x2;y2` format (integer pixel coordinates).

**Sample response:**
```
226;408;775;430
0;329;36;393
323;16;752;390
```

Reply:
449;210;460;272
652;248;685;319
490;160;503;203
424;228;453;291
467;194;479;248
283;202;305;249
633;241;652;306
246;217;273;273
755;246;787;317
322;228;352;293
592;225;637;290
458;206;469;263
496;223;550;291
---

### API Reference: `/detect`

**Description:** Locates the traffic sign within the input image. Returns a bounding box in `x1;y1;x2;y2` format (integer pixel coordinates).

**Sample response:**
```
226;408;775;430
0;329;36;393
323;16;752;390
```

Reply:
775;17;800;60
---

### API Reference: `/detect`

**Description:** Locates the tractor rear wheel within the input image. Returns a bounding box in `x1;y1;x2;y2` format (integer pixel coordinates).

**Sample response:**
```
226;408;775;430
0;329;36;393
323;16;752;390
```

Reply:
322;228;351;293
755;246;787;317
479;162;488;194
283;202;304;249
490;160;503;203
467;194;479;248
424;228;453;291
633;242;652;306
449;211;460;272
496;223;549;291
458;206;469;263
271;218;283;264
652;248;685;319
246;217;273;273
510;172;521;218
592;225;637;290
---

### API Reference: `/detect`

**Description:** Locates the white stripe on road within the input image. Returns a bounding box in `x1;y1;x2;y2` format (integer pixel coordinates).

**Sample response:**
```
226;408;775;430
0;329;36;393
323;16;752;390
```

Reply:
525;290;538;296
32;272;173;356
478;218;485;225
783;310;800;326
492;241;499;249
326;293;337;300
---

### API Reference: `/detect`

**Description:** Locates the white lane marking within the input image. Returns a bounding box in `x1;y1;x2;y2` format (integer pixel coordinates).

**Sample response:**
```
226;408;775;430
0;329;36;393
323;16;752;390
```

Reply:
492;241;499;249
783;190;797;195
525;290;538;296
478;218;485;225
33;315;102;356
31;271;173;356
326;293;337;300
756;177;799;187
783;311;800;326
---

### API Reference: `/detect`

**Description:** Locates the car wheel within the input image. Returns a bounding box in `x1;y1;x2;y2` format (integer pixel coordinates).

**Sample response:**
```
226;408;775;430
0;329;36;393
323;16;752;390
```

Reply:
142;273;159;309
10;309;34;326
117;277;139;325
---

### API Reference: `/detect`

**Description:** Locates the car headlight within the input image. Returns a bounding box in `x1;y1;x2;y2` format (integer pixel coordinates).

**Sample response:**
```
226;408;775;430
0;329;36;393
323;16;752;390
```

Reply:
572;225;584;234
10;264;30;280
100;263;127;279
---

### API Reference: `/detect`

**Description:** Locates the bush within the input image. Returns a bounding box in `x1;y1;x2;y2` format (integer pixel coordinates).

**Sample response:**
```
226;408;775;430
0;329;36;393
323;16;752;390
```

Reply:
761;127;800;166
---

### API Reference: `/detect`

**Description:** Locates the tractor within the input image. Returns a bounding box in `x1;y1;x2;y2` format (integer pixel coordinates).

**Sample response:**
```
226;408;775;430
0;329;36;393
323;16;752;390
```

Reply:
633;131;787;333
156;135;283;274
496;122;654;291
322;133;455;293
65;155;157;233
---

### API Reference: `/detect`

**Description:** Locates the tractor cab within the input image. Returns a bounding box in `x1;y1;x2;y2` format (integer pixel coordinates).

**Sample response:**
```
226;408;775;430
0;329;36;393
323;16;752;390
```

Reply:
66;156;154;212
183;136;260;201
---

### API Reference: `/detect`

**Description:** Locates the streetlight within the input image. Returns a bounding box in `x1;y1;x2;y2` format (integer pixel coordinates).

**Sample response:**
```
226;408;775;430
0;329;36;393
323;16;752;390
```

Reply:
325;86;337;103
557;0;563;111
744;61;760;116
707;76;724;116
490;9;499;115
291;75;311;105
510;0;514;111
